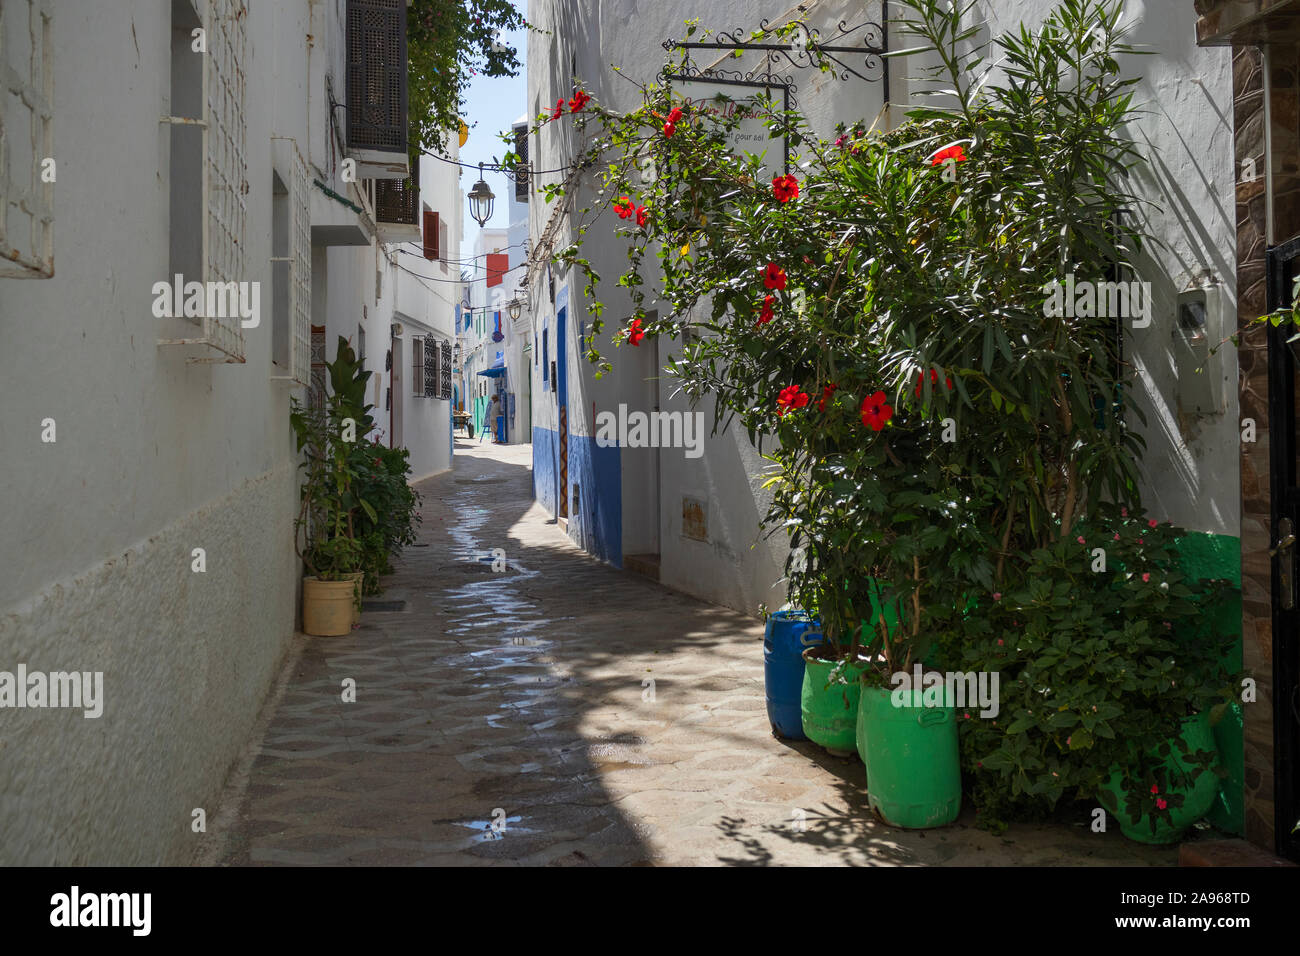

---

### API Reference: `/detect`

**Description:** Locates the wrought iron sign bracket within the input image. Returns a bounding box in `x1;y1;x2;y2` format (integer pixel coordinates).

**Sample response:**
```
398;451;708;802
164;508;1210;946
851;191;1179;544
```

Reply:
662;9;889;98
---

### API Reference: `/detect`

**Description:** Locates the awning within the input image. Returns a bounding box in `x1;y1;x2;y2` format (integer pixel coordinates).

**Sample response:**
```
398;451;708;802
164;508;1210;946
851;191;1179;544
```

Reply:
477;366;508;378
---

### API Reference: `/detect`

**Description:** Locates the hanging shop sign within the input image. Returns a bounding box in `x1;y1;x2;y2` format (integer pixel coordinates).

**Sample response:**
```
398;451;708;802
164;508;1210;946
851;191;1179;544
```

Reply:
663;74;790;178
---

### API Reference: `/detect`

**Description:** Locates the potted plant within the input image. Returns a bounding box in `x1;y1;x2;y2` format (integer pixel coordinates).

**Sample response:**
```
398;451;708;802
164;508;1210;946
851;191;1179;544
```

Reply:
291;338;377;636
526;0;1213;830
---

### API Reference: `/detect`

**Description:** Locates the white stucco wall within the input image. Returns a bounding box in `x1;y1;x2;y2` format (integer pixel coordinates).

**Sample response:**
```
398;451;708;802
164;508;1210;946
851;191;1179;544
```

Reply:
0;0;320;863
0;0;447;863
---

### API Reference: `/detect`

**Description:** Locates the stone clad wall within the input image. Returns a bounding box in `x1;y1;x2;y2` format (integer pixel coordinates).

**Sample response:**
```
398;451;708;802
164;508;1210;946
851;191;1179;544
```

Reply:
1233;43;1277;850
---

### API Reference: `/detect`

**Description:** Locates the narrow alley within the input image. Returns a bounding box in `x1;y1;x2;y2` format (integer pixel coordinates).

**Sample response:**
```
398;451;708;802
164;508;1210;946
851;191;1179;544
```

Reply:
205;441;1175;867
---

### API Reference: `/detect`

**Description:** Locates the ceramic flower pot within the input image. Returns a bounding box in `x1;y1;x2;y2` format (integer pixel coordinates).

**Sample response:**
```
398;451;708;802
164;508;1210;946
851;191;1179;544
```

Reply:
302;577;355;636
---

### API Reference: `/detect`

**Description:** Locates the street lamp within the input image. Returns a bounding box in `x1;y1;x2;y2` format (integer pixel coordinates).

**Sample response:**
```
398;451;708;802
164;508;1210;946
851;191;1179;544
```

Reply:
508;297;523;321
467;163;495;227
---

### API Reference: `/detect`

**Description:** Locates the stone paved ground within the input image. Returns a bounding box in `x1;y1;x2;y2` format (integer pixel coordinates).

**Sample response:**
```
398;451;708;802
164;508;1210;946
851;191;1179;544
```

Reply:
207;439;1180;866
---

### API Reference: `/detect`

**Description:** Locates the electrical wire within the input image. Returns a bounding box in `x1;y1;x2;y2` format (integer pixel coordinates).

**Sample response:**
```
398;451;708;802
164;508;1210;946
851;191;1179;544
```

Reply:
418;143;577;178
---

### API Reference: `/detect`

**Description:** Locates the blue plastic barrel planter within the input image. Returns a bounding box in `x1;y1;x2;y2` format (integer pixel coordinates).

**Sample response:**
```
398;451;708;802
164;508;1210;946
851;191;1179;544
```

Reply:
764;610;822;740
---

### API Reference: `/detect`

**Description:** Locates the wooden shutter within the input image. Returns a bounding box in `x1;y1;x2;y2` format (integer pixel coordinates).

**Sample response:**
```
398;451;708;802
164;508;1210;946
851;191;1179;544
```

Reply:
424;336;437;397
423;210;439;260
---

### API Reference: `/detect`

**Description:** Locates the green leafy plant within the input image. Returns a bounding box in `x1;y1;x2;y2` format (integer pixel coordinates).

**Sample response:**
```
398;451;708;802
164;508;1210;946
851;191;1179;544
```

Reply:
351;442;422;593
933;508;1239;831
406;0;530;156
527;0;1153;679
291;338;377;581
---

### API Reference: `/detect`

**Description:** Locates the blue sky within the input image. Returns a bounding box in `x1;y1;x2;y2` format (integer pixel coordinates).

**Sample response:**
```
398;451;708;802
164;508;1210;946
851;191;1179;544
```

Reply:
456;19;529;266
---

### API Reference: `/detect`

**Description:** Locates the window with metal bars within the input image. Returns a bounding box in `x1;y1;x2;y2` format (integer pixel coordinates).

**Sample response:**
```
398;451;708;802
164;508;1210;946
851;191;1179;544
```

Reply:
439;341;453;400
424;335;437;398
160;0;248;363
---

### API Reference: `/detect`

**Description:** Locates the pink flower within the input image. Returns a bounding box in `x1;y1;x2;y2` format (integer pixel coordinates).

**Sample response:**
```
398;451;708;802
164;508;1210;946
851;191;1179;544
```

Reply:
1148;519;1158;528
1121;507;1128;517
1150;784;1159;794
997;639;1004;646
1156;798;1168;810
1142;573;1150;582
1077;536;1085;544
993;592;1002;601
1114;533;1120;541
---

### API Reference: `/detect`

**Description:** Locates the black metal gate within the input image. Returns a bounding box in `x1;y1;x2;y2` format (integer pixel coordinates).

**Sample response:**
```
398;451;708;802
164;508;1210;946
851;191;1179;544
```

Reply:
1264;235;1300;861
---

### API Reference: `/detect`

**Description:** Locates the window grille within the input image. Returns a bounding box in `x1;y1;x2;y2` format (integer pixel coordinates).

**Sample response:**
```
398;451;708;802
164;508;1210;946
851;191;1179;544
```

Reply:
439;341;452;400
309;325;327;410
159;0;249;362
424;335;437;398
0;0;54;278
375;158;418;225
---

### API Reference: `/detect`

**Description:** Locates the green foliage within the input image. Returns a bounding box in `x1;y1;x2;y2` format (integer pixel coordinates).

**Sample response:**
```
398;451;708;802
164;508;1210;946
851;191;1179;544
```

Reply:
932;507;1239;830
351;443;423;593
291;337;419;591
407;0;529;156
531;0;1153;673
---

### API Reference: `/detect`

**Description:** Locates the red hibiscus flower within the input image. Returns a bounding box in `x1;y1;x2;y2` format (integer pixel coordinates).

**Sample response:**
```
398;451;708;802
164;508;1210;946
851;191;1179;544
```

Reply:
614;196;635;219
635;205;648;227
667;107;683;124
552;99;565;119
914;368;955;397
930;143;968;166
860;391;893;431
568;89;591;112
663;121;676;138
627;318;645;346
772;174;799;203
1150;784;1160;794
817;383;838;412
777;385;809;417
762;263;787;291
757;294;775;326
1156;797;1168;810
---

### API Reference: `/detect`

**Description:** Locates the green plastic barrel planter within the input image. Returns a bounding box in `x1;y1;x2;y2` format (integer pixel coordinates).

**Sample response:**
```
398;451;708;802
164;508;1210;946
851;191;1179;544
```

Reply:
1099;711;1222;845
857;686;961;828
800;650;870;756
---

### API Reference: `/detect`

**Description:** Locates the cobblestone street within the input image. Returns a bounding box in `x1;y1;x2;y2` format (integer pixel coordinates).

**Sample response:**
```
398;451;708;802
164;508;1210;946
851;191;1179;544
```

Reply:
207;441;1178;866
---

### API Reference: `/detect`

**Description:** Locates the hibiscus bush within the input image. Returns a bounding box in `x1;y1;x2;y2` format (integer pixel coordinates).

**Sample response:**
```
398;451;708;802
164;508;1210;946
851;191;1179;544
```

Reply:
527;0;1158;678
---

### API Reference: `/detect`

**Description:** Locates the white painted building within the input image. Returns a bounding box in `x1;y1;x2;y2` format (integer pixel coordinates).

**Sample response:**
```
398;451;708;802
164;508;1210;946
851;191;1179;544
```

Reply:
0;0;454;863
525;0;1239;616
461;223;529;444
